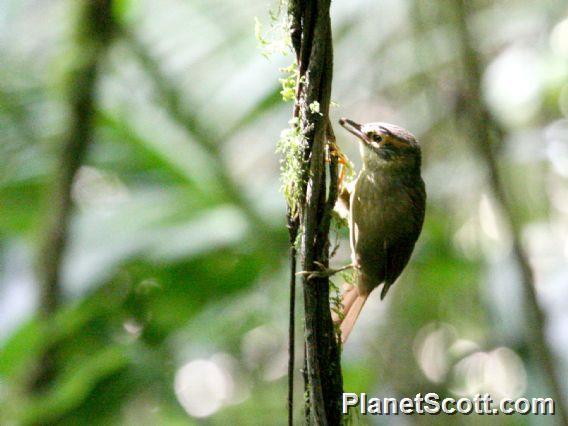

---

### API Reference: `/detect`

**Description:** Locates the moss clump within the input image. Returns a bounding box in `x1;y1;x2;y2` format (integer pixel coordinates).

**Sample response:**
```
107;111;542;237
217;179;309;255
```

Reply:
279;62;302;102
276;117;307;217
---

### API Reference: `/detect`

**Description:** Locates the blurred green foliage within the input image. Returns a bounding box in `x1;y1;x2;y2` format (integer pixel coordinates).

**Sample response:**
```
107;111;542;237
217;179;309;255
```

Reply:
1;0;568;424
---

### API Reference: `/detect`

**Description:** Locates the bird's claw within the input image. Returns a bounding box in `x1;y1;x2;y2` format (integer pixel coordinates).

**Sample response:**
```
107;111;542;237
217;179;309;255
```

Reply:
296;262;353;280
296;261;327;280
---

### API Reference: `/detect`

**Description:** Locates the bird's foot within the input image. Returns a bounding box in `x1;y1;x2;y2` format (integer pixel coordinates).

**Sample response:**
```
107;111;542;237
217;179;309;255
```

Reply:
328;143;350;190
326;121;351;191
297;262;354;280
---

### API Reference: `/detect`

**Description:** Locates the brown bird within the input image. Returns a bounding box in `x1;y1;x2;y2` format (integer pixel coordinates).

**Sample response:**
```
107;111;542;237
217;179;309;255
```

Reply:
334;118;426;342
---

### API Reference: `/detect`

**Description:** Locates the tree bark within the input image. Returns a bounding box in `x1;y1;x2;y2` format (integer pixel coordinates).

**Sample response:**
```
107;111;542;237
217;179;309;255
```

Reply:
286;1;343;424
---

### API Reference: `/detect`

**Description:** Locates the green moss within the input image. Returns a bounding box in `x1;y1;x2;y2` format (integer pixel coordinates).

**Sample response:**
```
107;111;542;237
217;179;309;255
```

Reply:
279;62;300;102
276;117;307;216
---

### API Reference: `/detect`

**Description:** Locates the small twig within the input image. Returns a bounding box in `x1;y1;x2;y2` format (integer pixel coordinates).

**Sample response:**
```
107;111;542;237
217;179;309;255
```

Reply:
287;211;298;426
286;3;305;423
286;3;307;422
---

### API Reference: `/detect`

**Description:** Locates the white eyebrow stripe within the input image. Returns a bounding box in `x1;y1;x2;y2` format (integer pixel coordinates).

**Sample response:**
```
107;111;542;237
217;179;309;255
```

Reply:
379;125;394;136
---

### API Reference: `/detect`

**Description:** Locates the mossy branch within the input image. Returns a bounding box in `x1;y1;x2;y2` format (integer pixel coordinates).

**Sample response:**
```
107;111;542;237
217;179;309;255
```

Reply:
282;1;343;424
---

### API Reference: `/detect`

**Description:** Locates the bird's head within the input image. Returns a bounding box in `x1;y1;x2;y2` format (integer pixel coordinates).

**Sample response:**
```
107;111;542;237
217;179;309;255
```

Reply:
339;118;421;171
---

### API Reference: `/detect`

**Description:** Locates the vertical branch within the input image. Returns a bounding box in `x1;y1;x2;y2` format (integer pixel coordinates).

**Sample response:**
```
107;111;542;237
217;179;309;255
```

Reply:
286;2;304;424
451;1;568;422
287;209;298;426
29;0;115;392
285;0;343;424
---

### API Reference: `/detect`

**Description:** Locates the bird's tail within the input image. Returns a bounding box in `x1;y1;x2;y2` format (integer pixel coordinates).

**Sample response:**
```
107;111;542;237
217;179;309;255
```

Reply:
333;284;369;343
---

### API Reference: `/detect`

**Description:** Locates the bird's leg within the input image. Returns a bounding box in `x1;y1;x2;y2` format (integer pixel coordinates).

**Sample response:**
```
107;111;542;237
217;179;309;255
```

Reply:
297;261;354;280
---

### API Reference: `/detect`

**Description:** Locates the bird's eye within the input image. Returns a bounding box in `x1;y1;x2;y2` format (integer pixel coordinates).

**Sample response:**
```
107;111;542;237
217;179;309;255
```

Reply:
370;133;382;142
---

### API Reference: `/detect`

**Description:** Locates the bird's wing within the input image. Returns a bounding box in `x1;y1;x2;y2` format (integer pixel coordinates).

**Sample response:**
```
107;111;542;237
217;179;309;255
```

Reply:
383;178;426;289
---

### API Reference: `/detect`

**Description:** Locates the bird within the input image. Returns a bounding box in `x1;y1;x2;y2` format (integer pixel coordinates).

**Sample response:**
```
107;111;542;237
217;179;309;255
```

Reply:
333;117;426;343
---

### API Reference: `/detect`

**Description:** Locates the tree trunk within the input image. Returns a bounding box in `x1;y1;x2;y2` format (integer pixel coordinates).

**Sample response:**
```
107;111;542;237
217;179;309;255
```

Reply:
286;1;343;424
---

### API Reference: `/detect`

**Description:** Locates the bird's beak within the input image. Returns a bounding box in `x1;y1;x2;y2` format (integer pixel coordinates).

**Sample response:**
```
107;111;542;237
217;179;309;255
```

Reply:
339;118;369;144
